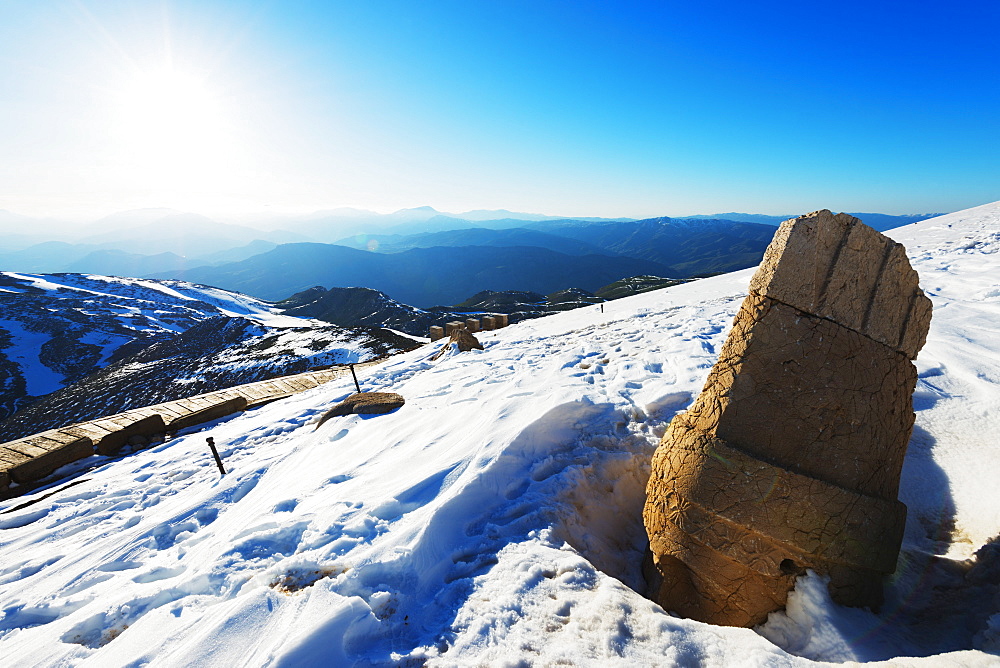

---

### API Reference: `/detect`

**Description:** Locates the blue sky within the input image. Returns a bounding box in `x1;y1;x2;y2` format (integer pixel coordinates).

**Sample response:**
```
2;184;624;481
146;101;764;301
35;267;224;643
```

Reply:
0;1;997;219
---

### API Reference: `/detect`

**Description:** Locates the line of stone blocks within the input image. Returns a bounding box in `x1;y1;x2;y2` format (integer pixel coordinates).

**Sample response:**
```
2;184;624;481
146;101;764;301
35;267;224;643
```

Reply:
0;366;362;496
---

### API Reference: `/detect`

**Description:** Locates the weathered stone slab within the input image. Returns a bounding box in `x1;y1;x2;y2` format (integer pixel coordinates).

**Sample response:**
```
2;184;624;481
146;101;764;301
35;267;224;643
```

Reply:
59;423;115;444
96;414;166;455
465;319;480;332
19;433;76;453
284;377;315;391
4;440;51;459
185;395;216;409
315;392;405;429
5;432;93;483
480;316;496;331
429;326;445;341
644;210;931;627
234;385;270;400
494;314;509;328
0;447;32;468
141;403;188;421
445;321;465;336
246;394;296;409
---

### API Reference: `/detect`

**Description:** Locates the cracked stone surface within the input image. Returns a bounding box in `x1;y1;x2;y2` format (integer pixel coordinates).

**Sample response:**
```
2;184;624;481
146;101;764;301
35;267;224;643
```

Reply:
643;210;932;627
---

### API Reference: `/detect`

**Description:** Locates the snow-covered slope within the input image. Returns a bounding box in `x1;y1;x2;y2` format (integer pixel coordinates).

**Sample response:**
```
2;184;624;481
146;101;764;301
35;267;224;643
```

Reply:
0;203;999;665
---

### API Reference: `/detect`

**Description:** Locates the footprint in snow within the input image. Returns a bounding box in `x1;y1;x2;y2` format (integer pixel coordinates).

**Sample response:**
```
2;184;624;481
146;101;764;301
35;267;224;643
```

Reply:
273;499;299;512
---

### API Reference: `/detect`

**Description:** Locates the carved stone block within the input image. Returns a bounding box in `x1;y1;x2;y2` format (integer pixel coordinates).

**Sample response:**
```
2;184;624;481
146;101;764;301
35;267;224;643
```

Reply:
644;210;931;626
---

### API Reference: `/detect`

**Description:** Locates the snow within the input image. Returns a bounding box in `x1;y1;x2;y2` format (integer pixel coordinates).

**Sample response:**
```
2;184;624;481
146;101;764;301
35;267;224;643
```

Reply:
1;203;1000;665
0;272;338;405
2;272;73;293
0;319;67;397
79;274;309;328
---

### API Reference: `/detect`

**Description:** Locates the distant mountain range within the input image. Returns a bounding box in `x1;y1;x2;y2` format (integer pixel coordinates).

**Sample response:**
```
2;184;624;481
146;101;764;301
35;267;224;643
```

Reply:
0;207;947;310
151;216;779;306
151;243;674;307
677;212;941;231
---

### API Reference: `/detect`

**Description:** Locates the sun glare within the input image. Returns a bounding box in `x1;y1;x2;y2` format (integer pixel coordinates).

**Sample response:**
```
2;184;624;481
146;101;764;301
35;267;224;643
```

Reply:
112;67;242;191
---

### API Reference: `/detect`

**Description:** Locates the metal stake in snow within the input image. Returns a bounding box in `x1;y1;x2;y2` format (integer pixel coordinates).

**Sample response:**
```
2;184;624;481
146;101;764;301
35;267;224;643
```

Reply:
349;364;361;393
206;437;226;475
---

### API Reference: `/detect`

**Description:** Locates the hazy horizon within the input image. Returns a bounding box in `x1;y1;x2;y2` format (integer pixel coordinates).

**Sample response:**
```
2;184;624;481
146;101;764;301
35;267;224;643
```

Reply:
0;203;957;230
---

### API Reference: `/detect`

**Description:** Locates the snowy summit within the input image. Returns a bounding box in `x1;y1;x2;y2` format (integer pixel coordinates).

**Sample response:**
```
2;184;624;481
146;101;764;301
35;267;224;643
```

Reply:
1;203;999;665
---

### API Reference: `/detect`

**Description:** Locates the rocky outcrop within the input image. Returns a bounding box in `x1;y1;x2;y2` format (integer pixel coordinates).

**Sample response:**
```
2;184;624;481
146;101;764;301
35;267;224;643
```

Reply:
643;210;932;627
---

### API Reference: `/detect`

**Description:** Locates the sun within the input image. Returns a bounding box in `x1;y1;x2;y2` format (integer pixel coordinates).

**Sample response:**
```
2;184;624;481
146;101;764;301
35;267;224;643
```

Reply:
112;66;241;188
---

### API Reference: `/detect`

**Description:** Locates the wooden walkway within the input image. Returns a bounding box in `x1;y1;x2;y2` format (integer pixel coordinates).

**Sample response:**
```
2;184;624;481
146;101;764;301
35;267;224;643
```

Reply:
0;363;373;496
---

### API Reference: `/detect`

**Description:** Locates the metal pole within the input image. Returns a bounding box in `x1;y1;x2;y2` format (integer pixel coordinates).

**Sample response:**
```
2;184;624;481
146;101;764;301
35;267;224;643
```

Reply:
349;364;361;393
206;437;226;475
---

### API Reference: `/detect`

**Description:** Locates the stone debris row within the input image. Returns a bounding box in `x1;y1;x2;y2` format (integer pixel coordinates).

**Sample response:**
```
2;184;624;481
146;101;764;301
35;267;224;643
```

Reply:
429;314;508;341
0;364;374;496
